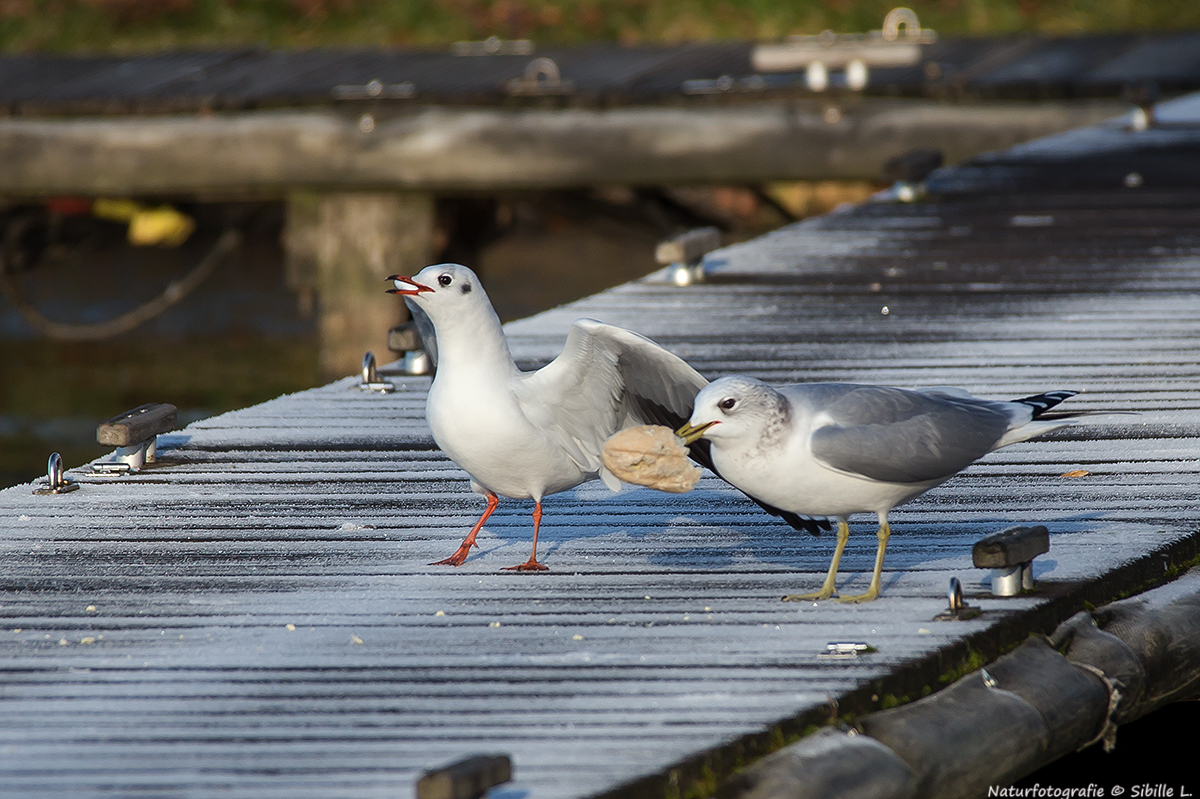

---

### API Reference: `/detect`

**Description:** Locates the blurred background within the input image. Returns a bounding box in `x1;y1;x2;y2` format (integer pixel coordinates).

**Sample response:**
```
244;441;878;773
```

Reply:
2;0;1199;489
2;0;1198;50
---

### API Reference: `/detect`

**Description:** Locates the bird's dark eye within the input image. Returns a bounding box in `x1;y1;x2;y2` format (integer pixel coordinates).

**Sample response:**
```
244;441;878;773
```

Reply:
719;398;737;411
438;274;453;287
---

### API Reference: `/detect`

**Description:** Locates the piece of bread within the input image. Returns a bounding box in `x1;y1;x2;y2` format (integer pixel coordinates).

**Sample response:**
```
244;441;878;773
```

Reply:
601;425;701;493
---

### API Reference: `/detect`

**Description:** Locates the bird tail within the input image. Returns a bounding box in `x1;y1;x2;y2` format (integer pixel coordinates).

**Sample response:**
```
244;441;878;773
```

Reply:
1010;390;1080;419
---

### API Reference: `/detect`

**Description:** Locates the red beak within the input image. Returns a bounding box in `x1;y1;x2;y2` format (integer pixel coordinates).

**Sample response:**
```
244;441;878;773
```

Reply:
386;275;433;296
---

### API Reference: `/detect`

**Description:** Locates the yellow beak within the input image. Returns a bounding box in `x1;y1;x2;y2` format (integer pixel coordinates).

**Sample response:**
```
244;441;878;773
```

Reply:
676;420;717;444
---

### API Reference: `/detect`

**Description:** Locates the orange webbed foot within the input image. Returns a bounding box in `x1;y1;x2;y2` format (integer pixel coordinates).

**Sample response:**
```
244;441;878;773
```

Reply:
430;544;473;566
502;560;549;572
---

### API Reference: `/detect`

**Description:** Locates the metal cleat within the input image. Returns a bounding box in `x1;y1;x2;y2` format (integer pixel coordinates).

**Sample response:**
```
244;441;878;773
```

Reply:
93;403;177;474
973;525;1050;596
387;322;433;376
416;753;512;799
656;227;721;286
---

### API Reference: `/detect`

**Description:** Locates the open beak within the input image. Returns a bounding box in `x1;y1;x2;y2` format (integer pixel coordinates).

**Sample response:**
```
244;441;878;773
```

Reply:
676;420;718;444
386;275;433;296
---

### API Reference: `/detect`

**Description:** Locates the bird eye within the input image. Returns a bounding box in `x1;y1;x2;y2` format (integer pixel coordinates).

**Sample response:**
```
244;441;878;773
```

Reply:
718;398;737;411
438;274;453;287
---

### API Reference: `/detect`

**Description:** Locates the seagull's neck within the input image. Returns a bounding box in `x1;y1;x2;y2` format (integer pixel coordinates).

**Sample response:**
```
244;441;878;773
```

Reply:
428;299;517;383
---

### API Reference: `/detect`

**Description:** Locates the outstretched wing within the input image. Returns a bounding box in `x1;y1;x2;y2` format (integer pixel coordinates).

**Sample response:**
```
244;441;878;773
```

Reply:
514;319;707;477
807;385;1015;485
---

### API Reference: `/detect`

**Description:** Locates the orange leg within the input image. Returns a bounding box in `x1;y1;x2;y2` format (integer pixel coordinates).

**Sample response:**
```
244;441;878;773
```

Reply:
503;499;550;572
431;492;499;566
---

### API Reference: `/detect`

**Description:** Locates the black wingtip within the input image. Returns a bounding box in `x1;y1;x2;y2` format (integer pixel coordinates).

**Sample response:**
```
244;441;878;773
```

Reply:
1012;390;1079;418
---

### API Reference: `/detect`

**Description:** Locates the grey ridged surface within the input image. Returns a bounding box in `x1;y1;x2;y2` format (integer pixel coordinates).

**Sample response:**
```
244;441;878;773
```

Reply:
2;189;1200;798
2;33;1200;115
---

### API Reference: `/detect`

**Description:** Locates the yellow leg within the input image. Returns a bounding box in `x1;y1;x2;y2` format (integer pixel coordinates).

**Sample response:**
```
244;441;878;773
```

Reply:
783;519;850;602
837;519;891;603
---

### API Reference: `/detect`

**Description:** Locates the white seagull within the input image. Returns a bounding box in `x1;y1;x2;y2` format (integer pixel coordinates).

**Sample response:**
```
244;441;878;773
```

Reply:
677;376;1085;602
387;263;716;571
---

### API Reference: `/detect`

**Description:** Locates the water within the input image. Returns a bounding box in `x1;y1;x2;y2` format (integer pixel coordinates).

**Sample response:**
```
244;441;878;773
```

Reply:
0;191;719;489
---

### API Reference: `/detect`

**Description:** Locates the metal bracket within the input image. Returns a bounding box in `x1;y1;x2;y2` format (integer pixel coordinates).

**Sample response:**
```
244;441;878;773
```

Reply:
934;577;980;621
819;641;872;659
33;452;79;495
92;402;177;474
358;352;397;392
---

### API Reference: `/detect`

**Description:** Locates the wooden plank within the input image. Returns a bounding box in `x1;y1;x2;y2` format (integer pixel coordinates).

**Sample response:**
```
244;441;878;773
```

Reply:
0;100;1125;195
3;186;1200;798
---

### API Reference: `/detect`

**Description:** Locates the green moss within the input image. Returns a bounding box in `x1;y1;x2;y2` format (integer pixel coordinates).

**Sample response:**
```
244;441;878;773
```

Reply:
937;646;989;685
682;766;717;799
1110;549;1200;603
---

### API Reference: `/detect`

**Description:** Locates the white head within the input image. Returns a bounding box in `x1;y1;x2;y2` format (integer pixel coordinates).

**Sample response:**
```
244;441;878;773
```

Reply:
388;264;488;315
677;375;789;446
387;264;509;363
389;263;504;331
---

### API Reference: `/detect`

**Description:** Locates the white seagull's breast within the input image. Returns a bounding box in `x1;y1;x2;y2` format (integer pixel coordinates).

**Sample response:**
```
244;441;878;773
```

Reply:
426;374;589;500
710;423;937;518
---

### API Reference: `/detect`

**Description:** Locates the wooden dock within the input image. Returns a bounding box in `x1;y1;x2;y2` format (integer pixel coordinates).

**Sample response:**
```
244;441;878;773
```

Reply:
3;101;1200;797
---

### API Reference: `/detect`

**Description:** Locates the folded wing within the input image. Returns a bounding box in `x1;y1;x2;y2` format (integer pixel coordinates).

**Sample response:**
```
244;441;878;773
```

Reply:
808;385;1016;484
